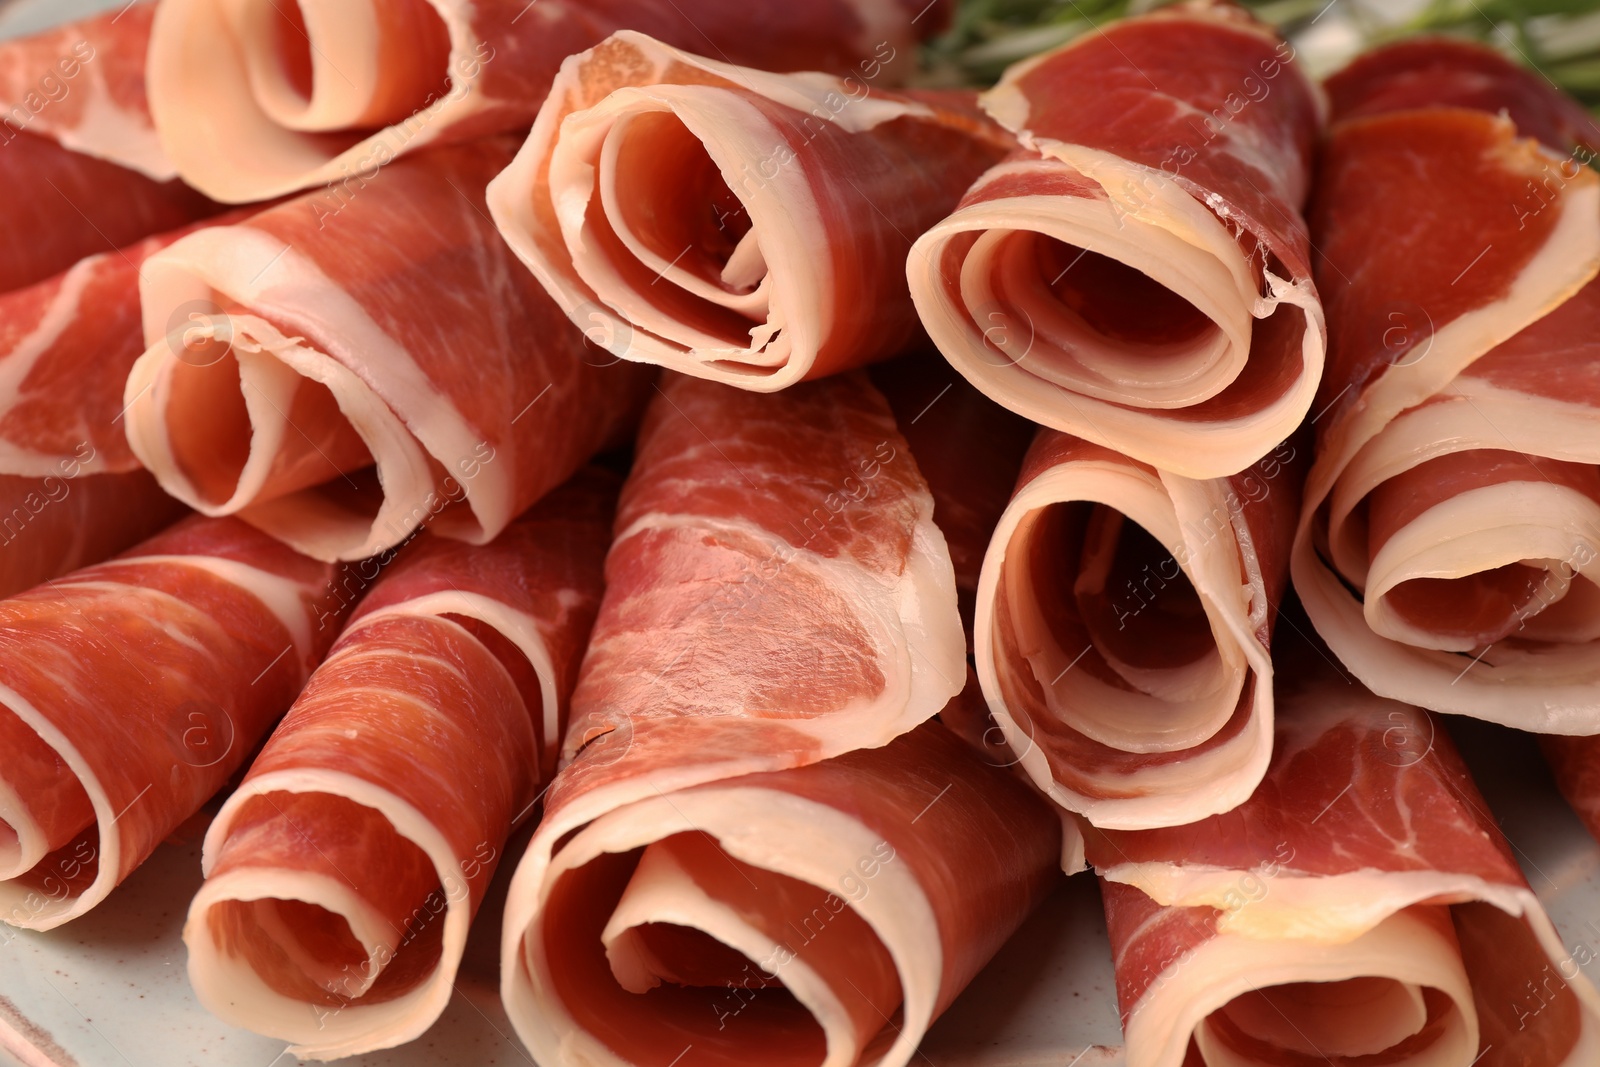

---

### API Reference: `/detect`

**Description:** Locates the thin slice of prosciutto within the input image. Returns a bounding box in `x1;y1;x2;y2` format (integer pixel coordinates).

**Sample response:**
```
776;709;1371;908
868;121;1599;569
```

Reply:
974;428;1301;830
0;1;173;178
183;470;614;1059
0;516;347;930
1088;643;1600;1067
1293;41;1600;729
0;129;215;297
908;0;1324;479
487;32;1011;391
146;0;953;204
122;137;653;563
496;373;1035;1065
505;718;1064;1067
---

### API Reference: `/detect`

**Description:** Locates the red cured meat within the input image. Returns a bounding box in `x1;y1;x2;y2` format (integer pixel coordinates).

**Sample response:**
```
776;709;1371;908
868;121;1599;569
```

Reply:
1293;41;1600;729
488;32;1012;390
0;516;349;930
868;351;1035;632
0;211;254;478
0;468;185;603
183;470;614;1058
1089;645;1600;1066
544;371;965;815
494;374;1047;1065
0;2;173;178
147;0;954;203
974;427;1302;829
121;138;654;563
504;716;1063;1067
1544;735;1600;846
908;1;1324;479
0;130;215;297
0;208;269;600
1327;37;1600;156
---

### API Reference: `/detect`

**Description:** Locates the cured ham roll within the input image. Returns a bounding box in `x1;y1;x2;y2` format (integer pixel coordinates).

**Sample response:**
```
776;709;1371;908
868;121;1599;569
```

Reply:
122;138;653;563
147;0;952;204
0;2;173;178
974;429;1301;829
1293;42;1600;729
488;32;1012;391
505;719;1063;1067
908;1;1325;480
0;131;214;296
184;471;613;1059
497;374;1040;1066
1088;651;1600;1067
0;516;347;931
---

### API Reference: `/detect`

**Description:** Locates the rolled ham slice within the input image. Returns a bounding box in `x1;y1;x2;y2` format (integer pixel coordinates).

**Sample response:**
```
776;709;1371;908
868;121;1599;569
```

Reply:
1293;41;1600;729
183;470;614;1059
147;0;953;204
488;32;1011;391
0;516;347;930
974;429;1302;829
908;1;1324;479
1088;645;1600;1067
122;137;653;563
0;1;173;178
0;130;214;296
496;372;1032;1065
506;718;1064;1067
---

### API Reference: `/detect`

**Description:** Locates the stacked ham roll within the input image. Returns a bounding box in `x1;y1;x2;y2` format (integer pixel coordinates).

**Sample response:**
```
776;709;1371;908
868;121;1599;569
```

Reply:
975;431;1302;828
1294;40;1600;729
121;138;654;562
184;471;614;1058
488;32;1014;389
145;0;955;202
1090;637;1600;1067
914;1;1320;831
908;0;1325;479
499;372;1067;1067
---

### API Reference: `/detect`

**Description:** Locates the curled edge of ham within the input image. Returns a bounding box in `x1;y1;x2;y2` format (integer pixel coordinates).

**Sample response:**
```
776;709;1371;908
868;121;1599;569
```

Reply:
1097;677;1600;1067
146;0;481;203
974;439;1281;829
906;7;1325;480
500;722;1070;1067
0;2;173;179
0;523;332;930
121;223;474;563
486;31;949;392
1294;114;1600;728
